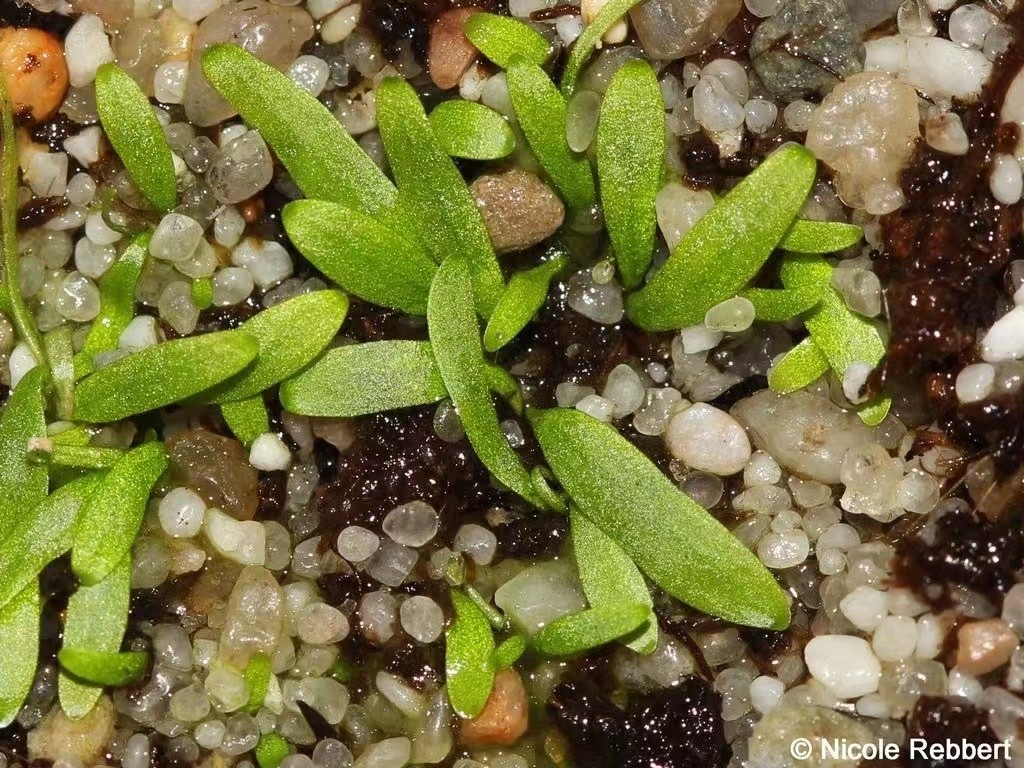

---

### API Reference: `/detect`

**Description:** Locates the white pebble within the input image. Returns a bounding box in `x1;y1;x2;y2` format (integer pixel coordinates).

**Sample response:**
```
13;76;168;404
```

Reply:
322;5;361;45
665;403;751;476
981;305;1024;362
576;393;616;422
915;613;946;659
949;3;996;49
172;0;223;22
840;585;888;632
232;237;294;290
602;364;645;418
297;602;350;645
841;361;873;405
56;271;101;322
118;315;159;351
744;98;778;134
693;75;745;132
154;62;189;104
64;127;104;167
872;615;918;661
955;362;995;404
249;433;292;471
204;508;266;566
744;451;782;487
9;344;37;388
337;526;380;563
679;324;723;354
453;523;497;565
74;237;116;279
26;152;67;197
400;595;445;643
151;213;203;263
783;100;816;132
804;635;882;698
158;487;206;538
65;14;114;88
756;530;810;569
383;501;439;547
990;153;1023;204
66;173;96;206
749;675;785;714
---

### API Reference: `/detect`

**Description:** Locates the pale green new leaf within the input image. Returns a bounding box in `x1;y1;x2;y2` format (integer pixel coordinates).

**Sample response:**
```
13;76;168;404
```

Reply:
768;336;829;394
740;287;822;322
0;585;40;727
202;44;396;216
377;77;504;318
483;255;566;352
781;220;863;254
446;589;496;718
74;331;258;422
507;59;596;212
597;59;664;289
94;64;177;213
560;0;647;97
283;200;436;314
530;407;790;629
534;603;650;657
430;100;515;160
0;368;47;537
463;13;552;68
626;144;817;331
491;636;527;670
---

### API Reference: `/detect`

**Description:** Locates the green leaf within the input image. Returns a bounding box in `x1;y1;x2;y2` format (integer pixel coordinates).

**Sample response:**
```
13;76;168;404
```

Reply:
571;508;656;654
483;255;566;353
57;648;148;687
768;336;829;394
430;101;515;160
377;77;504;318
530;407;790;629
596;59;664;289
255;733;292;768
80;233;148;363
94;63;177;213
59;556;131;719
0;584;40;727
626;144;817;331
73;330;258;422
560;0;647;97
282;200;436;314
73;442;168;586
428;257;540;506
507;59;596;212
0;368;48;536
206;291;349;403
202;44;396;216
485;362;524;415
221;397;270;447
280;341;448;417
463;13;552;68
780;254;891;425
192;277;213;310
0;474;97;613
44;444;124;471
491;635;527;670
44;325;75;421
740;286;822;322
781;220;863;254
534;603;650;657
244;652;272;714
446;589;496;719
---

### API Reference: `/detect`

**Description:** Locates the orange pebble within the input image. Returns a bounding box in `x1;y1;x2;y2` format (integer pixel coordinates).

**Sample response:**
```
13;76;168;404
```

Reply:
0;27;69;124
460;668;530;747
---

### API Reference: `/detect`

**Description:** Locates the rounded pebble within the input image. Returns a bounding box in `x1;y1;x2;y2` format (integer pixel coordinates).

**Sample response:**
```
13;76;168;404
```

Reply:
665;403;752;476
804;635;882;698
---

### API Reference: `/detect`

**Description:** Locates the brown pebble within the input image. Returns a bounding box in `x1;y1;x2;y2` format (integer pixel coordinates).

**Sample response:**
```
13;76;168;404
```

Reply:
460;668;530;746
167;428;260;520
955;618;1020;675
0;28;69;125
471;168;566;253
428;7;479;91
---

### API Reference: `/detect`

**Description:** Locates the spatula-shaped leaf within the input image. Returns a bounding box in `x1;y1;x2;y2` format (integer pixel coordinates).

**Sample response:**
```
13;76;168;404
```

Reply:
530;407;790;629
560;0;646;97
768;336;829;394
377;77;504;318
221;397;270;447
58;648;149;687
780;255;891;425
59;556;131;719
491;635;527;670
428;257;541;506
507;59;596;212
430;100;515;160
202;44;396;216
74;331;258;422
0;368;47;536
0;473;97;613
483;255;566;352
741;286;823;322
626;144;817;331
0;584;40;727
534;603;650;657
80;234;148;365
596;59;664;289
280;341;449;417
571;508;656;653
73;442;168;586
283;200;436;314
94;63;177;213
463;13;552;68
206;290;348;403
446;589;496;719
781;220;863;254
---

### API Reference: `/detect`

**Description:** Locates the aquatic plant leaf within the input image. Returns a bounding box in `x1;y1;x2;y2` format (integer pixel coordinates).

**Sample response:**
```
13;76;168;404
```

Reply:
206;291;348;403
0;368;48;537
58;648;148;687
507;59;596;212
596;59;664;289
483;255;566;352
446;589;496;719
73;442;168;586
94;63;177;213
780;254;891;425
768;336;830;394
428;257;541;506
463;12;551;68
377;77;504;317
59;556;131;719
534;603;650;657
560;0;646;97
280;341;449;417
283;200;435;314
79;233;148;365
430;100;516;160
0;474;97;613
781;220;863;254
0;584;40;727
491;636;527;670
530;407;790;629
202;44;396;216
221;397;270;447
570;507;656;654
627;144;817;331
73;331;258;422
